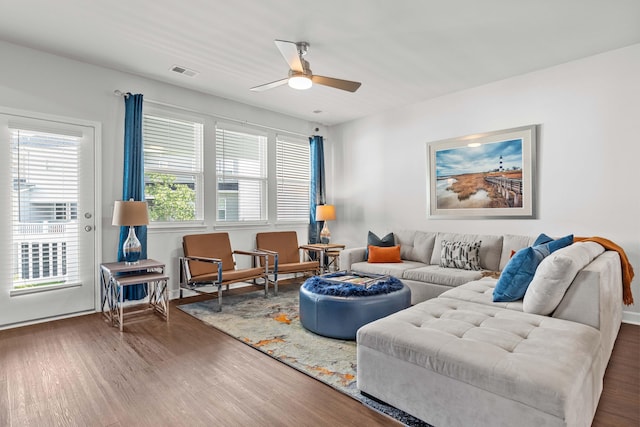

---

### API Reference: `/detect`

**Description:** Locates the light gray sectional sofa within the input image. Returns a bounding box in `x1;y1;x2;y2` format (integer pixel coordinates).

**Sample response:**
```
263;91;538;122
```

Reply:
340;230;624;427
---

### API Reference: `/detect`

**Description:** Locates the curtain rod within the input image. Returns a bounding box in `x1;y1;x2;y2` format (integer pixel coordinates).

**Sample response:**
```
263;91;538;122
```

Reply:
113;89;315;138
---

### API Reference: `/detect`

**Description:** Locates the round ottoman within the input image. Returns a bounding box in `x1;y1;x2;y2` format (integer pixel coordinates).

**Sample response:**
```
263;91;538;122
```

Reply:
299;273;411;340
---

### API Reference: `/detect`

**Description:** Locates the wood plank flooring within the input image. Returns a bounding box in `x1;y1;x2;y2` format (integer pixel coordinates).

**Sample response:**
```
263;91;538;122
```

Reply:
1;285;638;426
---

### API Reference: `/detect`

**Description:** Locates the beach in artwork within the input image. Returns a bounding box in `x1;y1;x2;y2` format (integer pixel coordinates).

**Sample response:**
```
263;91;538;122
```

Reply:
436;139;523;209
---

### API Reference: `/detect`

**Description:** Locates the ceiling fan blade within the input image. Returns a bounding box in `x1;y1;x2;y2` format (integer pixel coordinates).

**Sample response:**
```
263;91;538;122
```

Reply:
311;75;362;92
274;40;304;72
250;78;289;92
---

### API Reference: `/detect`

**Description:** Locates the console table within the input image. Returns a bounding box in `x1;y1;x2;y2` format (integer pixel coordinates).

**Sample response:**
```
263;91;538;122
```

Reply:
100;259;169;331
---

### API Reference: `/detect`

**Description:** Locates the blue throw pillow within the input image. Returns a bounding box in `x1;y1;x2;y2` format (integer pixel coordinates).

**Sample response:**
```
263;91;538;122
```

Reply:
365;231;395;260
533;233;554;246
493;234;573;302
546;234;574;252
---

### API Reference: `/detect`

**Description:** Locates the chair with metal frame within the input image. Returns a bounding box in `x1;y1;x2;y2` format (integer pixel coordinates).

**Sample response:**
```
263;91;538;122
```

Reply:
179;232;269;310
256;231;322;293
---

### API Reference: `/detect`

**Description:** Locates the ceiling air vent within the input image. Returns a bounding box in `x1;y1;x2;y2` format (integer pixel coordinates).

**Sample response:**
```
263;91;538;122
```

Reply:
170;65;199;77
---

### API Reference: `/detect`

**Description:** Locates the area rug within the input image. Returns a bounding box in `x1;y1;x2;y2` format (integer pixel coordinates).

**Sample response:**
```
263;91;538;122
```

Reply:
177;285;432;427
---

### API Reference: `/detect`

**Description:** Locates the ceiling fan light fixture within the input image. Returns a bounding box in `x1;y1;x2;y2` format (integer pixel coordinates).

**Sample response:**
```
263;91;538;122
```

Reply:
288;75;312;90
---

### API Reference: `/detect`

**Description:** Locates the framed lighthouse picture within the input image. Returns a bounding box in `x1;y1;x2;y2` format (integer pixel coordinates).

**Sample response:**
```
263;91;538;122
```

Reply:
426;125;538;219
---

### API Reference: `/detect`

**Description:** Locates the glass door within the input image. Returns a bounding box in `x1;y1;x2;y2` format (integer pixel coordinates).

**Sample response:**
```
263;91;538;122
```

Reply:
0;113;97;328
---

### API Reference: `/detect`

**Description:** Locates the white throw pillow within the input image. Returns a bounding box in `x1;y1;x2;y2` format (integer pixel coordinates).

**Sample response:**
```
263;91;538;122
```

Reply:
523;242;605;315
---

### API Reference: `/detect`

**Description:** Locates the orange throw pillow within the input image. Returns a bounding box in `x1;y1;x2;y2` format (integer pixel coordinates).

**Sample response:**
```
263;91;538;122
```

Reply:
368;245;402;263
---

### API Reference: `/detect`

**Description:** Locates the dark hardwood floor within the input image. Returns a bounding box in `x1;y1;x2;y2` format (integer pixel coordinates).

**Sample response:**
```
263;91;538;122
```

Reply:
1;285;638;426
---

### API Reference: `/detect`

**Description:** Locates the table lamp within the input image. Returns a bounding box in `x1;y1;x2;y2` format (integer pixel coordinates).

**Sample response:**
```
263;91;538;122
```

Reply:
112;199;149;264
316;204;336;244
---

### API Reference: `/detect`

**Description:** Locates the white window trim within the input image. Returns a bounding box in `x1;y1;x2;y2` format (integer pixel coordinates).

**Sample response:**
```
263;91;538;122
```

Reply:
143;104;205;227
215;122;269;224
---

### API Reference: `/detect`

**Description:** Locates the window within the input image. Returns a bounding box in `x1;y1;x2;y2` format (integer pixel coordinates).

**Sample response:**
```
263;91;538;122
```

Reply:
143;112;203;222
215;126;267;222
276;136;310;221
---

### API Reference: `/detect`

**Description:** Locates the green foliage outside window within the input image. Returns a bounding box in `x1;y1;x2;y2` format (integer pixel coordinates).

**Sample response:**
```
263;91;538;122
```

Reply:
146;173;195;221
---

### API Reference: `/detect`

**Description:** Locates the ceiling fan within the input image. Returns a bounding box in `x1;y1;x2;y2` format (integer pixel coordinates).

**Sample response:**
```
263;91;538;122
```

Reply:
250;40;361;93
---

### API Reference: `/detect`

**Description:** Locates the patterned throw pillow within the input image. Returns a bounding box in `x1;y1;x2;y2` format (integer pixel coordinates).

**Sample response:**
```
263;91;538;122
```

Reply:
440;240;482;270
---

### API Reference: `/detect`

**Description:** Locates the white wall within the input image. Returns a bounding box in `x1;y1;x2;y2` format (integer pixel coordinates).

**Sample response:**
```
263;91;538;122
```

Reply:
329;44;640;319
2;39;638;320
0;40;320;299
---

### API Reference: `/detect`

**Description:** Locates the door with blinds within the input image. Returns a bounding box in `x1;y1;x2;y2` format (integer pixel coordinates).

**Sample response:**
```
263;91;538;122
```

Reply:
0;113;97;328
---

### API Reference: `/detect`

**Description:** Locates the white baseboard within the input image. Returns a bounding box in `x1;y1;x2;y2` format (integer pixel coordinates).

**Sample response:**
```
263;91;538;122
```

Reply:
622;310;640;325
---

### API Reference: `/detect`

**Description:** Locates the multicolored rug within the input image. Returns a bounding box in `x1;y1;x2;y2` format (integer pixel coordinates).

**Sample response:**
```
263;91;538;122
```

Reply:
177;285;432;427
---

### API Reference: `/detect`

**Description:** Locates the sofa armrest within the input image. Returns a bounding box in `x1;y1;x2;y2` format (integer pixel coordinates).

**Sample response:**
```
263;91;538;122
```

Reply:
340;247;367;271
552;251;622;359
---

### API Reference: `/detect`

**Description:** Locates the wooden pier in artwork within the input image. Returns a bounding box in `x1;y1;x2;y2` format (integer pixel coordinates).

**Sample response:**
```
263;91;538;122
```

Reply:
485;176;523;207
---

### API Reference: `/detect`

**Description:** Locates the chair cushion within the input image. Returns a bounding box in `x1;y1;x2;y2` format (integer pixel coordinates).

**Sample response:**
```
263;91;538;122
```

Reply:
277;261;319;274
191;266;266;284
256;231;301;265
183;232;235;275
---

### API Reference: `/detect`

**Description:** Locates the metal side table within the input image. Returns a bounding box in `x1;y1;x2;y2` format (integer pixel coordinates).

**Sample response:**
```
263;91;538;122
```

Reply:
100;259;169;331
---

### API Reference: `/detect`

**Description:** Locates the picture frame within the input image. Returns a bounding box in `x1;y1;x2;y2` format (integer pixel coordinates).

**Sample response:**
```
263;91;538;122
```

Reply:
426;125;538;219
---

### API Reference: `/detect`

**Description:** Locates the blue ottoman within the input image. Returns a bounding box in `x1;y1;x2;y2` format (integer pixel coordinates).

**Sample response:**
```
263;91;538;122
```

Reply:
299;272;411;340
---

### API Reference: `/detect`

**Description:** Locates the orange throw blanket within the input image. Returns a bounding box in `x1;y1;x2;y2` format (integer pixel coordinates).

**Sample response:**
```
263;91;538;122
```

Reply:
574;237;635;305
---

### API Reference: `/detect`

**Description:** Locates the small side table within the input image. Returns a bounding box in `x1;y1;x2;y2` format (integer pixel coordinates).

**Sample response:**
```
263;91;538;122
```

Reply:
100;259;169;331
302;243;346;273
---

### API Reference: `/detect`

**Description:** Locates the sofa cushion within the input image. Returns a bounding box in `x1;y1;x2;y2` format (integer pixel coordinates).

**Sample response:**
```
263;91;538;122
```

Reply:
440;240;482;270
402;265;484;288
357;297;602;420
431;232;503;271
499;234;537;270
368;245;402;263
394;230;437;264
493;235;574;302
440;279;525;311
352;260;427;277
523;242;605;315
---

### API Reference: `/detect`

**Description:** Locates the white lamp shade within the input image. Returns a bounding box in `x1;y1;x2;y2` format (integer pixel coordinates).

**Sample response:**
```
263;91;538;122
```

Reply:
316;204;336;221
112;200;149;226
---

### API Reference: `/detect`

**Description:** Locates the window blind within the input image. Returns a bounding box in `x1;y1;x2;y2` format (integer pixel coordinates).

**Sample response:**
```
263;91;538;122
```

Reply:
10;129;80;289
215;127;267;222
276;136;310;222
143;114;203;221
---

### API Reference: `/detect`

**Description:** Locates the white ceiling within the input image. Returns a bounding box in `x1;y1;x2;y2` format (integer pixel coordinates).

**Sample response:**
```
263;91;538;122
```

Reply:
1;0;639;125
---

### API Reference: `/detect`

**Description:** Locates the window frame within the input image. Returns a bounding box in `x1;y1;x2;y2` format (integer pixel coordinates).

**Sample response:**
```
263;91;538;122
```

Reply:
214;122;269;225
275;134;310;224
142;105;205;228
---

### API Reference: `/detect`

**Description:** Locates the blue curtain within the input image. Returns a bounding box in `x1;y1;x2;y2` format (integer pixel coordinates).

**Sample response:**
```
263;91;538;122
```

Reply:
308;135;326;244
118;93;148;300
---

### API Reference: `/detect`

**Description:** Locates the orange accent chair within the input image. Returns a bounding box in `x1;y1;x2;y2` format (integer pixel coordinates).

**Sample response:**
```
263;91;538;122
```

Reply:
180;232;269;310
256;231;322;293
